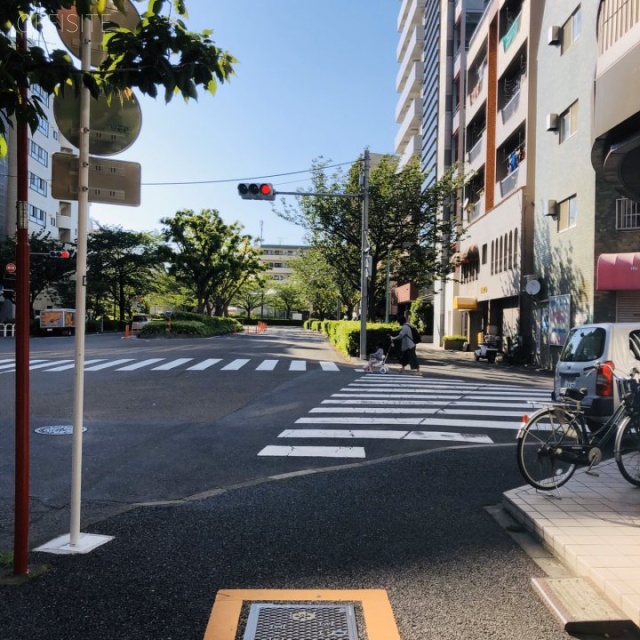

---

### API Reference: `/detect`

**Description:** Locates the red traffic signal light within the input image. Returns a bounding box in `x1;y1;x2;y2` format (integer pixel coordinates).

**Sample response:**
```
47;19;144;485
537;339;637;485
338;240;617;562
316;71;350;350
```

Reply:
237;183;276;201
49;250;70;258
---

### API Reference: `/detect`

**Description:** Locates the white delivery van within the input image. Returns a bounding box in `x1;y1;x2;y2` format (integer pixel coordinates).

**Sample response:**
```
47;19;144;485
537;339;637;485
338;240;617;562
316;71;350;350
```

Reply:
553;323;640;426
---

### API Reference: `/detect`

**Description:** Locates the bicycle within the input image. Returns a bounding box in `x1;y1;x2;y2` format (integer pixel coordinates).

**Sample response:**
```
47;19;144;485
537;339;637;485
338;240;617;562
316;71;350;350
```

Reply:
516;363;640;491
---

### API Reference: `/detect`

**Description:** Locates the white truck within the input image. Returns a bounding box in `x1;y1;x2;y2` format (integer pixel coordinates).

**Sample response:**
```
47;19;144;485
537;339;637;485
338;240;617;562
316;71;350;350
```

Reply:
39;309;76;336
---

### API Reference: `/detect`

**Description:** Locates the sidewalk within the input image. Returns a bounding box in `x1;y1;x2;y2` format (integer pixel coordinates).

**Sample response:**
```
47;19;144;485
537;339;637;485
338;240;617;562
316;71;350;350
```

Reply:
419;342;640;631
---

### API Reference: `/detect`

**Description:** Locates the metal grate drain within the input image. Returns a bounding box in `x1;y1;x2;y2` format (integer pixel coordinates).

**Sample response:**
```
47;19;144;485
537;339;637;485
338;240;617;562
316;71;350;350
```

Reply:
243;603;359;640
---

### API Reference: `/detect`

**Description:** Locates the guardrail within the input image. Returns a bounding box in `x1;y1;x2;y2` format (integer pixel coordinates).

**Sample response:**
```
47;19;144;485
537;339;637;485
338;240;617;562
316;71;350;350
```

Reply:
0;323;16;337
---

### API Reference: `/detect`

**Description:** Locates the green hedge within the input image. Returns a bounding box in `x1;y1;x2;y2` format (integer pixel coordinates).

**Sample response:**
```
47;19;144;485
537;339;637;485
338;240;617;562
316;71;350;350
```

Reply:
139;313;242;338
305;319;400;357
235;317;303;327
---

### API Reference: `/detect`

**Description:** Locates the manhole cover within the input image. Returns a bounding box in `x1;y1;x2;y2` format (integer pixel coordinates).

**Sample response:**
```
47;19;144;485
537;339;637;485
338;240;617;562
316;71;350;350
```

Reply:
34;425;86;435
243;603;358;640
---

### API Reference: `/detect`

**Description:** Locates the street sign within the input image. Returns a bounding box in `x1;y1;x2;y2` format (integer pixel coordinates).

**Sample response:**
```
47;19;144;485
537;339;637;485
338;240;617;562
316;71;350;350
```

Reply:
52;153;141;206
53;89;142;156
5;263;16;274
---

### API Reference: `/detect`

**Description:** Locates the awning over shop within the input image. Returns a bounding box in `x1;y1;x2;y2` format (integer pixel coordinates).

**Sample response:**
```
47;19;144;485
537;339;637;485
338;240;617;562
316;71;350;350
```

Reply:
597;253;640;290
453;296;478;310
460;244;479;263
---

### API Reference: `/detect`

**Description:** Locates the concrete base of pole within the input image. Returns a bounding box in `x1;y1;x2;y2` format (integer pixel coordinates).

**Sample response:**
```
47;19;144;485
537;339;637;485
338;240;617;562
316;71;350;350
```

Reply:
34;532;114;555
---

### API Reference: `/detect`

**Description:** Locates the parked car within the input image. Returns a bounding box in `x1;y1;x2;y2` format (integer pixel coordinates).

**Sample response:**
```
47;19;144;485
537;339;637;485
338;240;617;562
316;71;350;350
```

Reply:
553;322;640;426
130;313;150;332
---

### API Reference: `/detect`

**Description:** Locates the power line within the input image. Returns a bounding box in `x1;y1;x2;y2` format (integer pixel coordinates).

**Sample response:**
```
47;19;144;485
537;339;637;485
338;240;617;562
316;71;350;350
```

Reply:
139;160;357;186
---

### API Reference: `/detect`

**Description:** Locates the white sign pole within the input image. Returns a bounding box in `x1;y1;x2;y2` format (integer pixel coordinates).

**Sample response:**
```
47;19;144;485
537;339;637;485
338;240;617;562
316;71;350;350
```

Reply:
35;13;113;554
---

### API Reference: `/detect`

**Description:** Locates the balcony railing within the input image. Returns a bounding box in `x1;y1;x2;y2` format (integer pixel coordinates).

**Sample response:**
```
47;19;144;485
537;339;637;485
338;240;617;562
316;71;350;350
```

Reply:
500;167;520;197
467;197;484;222
616;197;640;230
501;13;522;52
501;87;521;123
467;136;484;164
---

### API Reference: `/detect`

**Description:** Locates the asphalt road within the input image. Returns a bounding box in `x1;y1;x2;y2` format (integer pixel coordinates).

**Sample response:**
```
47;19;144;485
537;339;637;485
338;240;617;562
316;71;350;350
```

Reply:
0;328;585;640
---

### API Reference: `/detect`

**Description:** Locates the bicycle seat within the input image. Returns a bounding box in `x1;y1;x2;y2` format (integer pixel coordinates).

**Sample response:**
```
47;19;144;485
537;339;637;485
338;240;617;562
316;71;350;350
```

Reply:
560;387;588;401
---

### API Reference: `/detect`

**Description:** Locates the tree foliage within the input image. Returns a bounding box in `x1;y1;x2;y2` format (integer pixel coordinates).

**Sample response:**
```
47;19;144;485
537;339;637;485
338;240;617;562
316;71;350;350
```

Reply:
289;248;342;319
275;154;464;319
160;209;266;316
86;225;163;321
231;278;266;319
268;282;302;320
0;0;236;156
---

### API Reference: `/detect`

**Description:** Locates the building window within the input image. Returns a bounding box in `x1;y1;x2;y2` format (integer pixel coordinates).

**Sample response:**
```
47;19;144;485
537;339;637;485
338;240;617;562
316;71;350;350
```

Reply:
30;84;50;107
558;195;578;231
29;172;47;196
561;6;582;54
559;101;578;143
50;216;56;227
30;140;48;167
616;198;640;230
481;244;487;265
28;204;46;226
36;118;49;137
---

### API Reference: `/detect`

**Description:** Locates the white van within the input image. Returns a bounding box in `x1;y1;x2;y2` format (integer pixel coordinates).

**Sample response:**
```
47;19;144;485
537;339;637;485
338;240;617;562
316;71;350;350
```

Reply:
553;323;640;426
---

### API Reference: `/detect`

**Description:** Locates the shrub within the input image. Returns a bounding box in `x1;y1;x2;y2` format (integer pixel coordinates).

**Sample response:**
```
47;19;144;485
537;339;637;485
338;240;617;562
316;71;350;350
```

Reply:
139;313;242;338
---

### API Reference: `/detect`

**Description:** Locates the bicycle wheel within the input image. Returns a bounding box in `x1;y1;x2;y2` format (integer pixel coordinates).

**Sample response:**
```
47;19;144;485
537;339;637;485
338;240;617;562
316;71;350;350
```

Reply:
615;416;640;487
517;407;582;491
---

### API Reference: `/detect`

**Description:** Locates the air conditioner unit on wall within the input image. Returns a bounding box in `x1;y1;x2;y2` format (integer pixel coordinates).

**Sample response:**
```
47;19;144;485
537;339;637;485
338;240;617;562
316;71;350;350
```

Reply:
546;113;559;131
545;199;558;217
548;25;561;45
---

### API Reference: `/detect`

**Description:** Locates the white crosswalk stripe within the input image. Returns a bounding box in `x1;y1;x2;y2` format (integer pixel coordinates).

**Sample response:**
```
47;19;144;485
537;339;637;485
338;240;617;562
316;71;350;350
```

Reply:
258;374;552;459
2;357;343;373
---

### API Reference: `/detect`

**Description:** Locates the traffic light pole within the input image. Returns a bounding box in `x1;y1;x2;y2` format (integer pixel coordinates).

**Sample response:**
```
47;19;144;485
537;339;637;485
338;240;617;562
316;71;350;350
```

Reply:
238;150;371;361
359;149;370;360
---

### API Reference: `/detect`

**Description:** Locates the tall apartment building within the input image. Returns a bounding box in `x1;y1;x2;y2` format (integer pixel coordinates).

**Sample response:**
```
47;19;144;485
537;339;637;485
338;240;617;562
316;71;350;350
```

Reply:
396;0;425;171
1;83;80;319
4;86;79;245
412;0;640;365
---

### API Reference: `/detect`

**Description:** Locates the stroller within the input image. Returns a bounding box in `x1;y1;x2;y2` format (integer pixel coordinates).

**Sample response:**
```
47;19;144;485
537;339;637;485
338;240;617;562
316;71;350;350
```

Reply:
364;344;391;374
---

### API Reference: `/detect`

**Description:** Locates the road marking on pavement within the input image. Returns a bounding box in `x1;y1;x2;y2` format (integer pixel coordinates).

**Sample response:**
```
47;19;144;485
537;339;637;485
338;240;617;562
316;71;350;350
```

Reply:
187;358;222;371
320;361;340;371
46;359;106;372
289;360;306;371
258;445;365;458
280;428;409;439
84;359;135;371
29;359;74;371
204;589;400;640
255;359;278;371
151;358;194;370
117;358;165;371
220;358;250;370
0;359;47;371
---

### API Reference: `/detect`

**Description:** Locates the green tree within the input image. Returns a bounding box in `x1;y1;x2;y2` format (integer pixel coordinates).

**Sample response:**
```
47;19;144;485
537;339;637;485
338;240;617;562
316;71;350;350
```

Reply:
161;209;266;316
289;249;341;318
276;155;464;319
86;225;163;321
268;282;302;320
0;0;236;157
232;278;266;319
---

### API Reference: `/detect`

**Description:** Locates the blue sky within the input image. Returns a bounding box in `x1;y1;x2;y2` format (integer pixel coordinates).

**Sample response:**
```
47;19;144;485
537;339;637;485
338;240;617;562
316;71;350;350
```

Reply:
77;0;400;245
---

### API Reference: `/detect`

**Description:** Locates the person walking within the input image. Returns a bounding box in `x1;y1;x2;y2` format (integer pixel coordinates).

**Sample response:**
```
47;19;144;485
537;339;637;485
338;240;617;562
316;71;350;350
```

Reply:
390;316;421;375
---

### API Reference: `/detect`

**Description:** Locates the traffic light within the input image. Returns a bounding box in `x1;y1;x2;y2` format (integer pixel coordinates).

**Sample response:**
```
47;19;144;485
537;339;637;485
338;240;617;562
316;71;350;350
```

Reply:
49;250;70;258
237;183;276;201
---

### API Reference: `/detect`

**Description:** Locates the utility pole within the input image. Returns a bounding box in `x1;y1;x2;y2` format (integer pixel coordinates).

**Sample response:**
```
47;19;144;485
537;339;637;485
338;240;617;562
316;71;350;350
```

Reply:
359;149;370;360
13;17;31;576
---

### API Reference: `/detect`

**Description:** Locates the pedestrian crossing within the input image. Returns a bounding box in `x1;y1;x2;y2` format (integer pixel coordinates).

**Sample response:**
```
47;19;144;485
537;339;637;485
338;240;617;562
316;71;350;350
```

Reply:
258;374;552;459
0;357;342;374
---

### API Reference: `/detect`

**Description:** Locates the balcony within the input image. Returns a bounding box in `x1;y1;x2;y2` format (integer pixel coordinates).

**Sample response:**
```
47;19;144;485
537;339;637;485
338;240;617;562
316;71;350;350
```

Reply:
466;135;485;174
501;87;521;124
56;214;73;230
467;195;485;223
500;12;521;52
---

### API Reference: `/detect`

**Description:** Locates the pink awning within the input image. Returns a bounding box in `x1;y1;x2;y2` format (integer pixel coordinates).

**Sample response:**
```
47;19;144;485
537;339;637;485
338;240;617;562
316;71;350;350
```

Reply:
597;253;640;290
